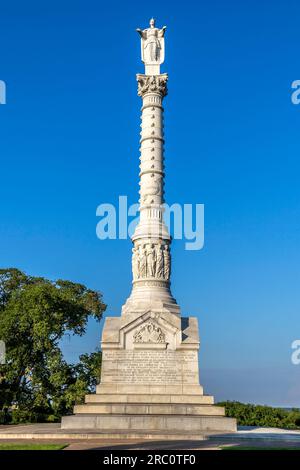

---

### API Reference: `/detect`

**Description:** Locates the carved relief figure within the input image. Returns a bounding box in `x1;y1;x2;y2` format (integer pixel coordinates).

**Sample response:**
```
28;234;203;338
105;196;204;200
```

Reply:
139;245;147;278
132;247;139;280
146;244;156;277
155;244;164;278
133;321;165;343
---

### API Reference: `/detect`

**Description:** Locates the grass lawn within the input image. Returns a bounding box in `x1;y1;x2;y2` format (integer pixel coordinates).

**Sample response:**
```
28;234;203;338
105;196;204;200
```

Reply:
0;443;68;450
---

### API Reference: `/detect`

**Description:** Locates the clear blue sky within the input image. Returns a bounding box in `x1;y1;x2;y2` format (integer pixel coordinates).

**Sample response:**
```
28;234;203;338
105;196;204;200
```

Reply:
1;0;300;407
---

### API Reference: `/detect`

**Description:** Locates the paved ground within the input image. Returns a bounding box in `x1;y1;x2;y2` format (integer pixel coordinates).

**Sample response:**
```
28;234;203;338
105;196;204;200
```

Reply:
0;425;300;450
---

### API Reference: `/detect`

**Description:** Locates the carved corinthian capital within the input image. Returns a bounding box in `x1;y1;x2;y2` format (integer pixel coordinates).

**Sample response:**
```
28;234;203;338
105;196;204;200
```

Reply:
137;74;168;97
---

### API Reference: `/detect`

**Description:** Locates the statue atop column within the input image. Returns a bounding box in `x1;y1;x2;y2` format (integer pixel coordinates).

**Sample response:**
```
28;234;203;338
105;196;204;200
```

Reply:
136;18;166;75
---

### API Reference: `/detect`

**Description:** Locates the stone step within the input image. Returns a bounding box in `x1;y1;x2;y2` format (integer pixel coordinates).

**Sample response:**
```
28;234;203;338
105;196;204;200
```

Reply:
85;393;214;405
61;413;237;433
96;384;204;395
74;403;224;416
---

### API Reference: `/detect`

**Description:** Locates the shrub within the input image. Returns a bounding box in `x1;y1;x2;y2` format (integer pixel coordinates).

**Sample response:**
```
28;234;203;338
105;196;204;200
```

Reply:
0;409;11;424
11;409;47;424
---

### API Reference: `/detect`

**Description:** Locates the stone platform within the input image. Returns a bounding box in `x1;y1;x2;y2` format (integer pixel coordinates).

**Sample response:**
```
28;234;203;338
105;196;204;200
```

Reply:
62;391;236;437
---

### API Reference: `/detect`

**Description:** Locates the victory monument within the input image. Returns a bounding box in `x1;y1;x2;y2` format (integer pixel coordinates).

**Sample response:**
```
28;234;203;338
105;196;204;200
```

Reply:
61;19;236;439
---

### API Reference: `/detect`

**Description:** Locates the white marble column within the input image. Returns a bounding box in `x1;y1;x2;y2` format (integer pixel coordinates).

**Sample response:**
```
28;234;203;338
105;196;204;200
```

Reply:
122;23;179;317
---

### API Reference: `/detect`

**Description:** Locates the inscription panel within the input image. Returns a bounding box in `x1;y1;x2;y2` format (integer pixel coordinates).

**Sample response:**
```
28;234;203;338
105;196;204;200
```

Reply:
101;350;199;385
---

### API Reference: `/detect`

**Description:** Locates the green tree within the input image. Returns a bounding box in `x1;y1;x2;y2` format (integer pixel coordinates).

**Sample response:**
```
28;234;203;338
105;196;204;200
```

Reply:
217;401;300;430
0;268;106;421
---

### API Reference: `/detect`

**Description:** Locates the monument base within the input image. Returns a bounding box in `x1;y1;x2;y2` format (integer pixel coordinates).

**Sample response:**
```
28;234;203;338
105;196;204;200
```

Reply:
61;310;237;438
61;388;236;437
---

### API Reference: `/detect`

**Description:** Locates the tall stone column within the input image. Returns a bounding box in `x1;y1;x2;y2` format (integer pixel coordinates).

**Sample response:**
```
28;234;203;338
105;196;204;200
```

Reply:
123;52;179;317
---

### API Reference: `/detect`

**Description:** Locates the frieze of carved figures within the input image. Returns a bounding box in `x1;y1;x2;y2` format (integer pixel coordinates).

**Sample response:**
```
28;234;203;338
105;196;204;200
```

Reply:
132;243;171;281
137;75;168;97
133;321;165;343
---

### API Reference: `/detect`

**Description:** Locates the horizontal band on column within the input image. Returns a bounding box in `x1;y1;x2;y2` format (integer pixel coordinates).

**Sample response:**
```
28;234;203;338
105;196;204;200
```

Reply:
138;203;166;210
139;154;165;159
140;136;164;144
141;104;164;112
139;169;164;177
139;145;164;151
132;278;170;286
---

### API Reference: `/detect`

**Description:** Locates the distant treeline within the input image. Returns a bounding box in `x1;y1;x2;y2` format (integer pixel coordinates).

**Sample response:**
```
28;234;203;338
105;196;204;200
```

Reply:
217;401;300;429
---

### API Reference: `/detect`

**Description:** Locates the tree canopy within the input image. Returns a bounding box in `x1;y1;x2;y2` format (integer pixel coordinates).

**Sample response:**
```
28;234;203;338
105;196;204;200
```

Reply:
0;268;106;422
218;401;300;430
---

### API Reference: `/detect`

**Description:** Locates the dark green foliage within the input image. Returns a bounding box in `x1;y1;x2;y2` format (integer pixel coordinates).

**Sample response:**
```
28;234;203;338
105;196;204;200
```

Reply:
217;401;300;430
0;409;11;424
10;409;47;424
0;268;106;423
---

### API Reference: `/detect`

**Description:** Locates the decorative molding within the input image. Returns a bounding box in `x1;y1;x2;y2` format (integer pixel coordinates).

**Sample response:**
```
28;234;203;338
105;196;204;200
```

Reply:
132;279;169;287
